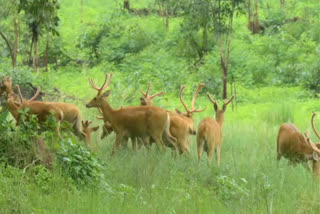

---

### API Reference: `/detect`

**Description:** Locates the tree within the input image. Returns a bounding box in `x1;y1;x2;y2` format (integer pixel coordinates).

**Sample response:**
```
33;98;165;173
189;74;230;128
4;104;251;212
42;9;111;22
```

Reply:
18;0;60;73
0;0;20;68
214;0;245;99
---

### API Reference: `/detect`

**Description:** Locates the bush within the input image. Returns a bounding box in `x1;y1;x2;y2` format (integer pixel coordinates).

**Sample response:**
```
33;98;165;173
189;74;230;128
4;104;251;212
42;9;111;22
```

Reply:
56;137;104;187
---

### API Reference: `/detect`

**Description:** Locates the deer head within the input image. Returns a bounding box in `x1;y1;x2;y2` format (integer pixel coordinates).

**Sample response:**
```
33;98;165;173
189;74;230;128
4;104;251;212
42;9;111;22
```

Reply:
139;82;164;106
207;94;234;124
304;131;320;162
86;73;113;108
81;120;99;144
177;83;206;118
1;77;13;96
96;108;114;139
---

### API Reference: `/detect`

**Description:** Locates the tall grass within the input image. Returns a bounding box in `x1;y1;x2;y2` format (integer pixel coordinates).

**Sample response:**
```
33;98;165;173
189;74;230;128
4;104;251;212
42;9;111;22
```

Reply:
1;103;319;213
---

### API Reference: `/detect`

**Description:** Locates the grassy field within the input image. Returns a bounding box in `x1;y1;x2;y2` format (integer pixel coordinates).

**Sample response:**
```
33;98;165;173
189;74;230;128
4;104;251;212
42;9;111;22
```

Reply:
1;71;320;213
1;0;320;213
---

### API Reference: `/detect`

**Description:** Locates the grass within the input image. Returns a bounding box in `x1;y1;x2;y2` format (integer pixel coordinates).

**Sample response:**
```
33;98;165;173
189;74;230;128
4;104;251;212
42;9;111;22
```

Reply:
1;73;320;213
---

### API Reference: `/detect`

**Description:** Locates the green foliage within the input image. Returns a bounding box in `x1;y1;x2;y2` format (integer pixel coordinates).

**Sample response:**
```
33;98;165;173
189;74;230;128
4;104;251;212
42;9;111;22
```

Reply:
56;137;104;187
18;0;60;38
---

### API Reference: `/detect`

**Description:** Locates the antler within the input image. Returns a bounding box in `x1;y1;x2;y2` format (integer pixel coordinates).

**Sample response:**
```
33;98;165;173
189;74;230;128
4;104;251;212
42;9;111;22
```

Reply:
191;83;204;110
16;85;40;103
139;82;164;99
96;108;104;120
223;95;235;108
180;84;206;115
82;120;92;128
305;131;320;155
179;85;190;113
311;112;320;139
207;93;218;105
140;82;151;98
89;73;113;94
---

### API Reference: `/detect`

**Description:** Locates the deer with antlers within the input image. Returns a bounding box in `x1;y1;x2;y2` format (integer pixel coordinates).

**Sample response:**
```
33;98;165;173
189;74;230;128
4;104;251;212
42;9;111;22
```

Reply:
168;84;206;154
2;77;86;140
82;120;99;144
197;94;234;165
86;73;176;155
276;113;320;177
139;82;164;106
7;86;63;136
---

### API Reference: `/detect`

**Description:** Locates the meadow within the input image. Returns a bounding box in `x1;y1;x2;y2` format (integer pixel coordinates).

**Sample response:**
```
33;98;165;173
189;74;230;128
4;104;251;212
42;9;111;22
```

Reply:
0;0;319;213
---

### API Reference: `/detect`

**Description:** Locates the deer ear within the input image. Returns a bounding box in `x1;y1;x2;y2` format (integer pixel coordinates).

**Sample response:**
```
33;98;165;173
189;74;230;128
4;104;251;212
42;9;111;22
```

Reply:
222;104;227;112
102;90;111;98
175;109;182;114
92;126;99;132
313;151;320;161
213;103;218;112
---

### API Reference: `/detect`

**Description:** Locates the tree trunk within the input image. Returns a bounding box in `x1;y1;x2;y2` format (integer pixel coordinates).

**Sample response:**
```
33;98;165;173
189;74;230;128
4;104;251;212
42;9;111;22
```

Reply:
253;3;260;34
124;0;130;11
203;25;208;53
45;33;49;72
221;58;228;99
81;0;84;23
33;37;38;73
0;32;14;68
165;5;169;29
13;17;19;68
280;0;285;7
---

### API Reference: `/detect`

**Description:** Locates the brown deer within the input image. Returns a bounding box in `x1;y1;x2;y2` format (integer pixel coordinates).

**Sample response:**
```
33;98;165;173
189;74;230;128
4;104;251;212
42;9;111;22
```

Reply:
96;82;164;149
169;84;206;154
86;73;176;155
2;77;86;140
197;94;234;165
81;120;99;144
139;82;164;106
276;116;320;177
7;86;63;137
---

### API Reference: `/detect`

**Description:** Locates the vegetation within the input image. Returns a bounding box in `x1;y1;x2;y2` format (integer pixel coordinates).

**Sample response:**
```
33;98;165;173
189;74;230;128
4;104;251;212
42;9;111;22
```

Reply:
0;0;319;213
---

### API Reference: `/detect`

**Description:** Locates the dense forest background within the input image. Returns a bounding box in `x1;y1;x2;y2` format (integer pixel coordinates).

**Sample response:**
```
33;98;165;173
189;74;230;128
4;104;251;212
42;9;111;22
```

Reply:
0;0;319;213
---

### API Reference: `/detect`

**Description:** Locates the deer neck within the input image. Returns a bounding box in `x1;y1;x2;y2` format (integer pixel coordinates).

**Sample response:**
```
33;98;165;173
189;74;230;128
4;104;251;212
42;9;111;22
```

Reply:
7;100;19;120
216;113;224;127
99;99;115;124
312;160;320;177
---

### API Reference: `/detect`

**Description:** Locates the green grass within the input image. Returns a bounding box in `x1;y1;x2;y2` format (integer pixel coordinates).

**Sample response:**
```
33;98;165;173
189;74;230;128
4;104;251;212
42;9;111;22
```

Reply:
1;72;320;213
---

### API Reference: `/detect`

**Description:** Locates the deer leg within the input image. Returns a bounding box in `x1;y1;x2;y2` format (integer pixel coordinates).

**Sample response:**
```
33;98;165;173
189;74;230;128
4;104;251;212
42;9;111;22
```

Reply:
216;144;221;166
111;133;124;156
56;121;62;139
207;144;216;166
197;139;204;166
132;137;137;151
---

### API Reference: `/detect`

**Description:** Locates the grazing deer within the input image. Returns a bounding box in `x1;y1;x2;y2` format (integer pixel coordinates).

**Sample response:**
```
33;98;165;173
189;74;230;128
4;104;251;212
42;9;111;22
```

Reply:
86;73;176;155
276;115;320;177
169;84;206;154
7;86;63;137
45;101;85;140
197;94;234;165
96;111;114;140
81;120;99;144
2;77;86;140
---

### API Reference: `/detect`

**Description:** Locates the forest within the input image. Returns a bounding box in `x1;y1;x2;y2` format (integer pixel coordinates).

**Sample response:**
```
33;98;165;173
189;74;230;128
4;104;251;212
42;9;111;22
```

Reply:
0;0;319;213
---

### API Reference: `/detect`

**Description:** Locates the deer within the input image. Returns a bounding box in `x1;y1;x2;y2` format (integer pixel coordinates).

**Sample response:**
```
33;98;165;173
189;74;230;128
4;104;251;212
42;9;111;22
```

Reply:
168;84;206;154
96;82;165;150
197;94;234;165
276;114;320;177
139;82;164;106
7;86;64;137
86;73;176;155
1;77;86;140
81;120;99;144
